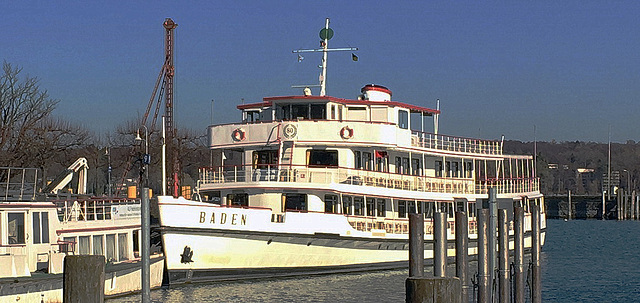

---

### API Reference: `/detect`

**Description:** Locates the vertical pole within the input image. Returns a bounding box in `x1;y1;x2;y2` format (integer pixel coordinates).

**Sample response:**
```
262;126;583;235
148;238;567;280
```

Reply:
141;188;151;303
455;211;469;303
434;212;447;277
531;204;542;303
498;209;509;303
568;190;572;220
478;209;490;303
617;188;623;220
409;213;424;277
488;187;497;301
514;207;525;303
319;18;329;96
602;191;606;220
162;116;167;196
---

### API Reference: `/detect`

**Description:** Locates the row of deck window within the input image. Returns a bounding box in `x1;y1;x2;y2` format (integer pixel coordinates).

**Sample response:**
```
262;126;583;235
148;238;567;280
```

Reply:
5;212;49;245
63;232;133;262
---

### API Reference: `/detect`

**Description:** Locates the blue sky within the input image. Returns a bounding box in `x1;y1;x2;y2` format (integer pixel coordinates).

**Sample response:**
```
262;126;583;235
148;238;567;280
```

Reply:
3;1;639;142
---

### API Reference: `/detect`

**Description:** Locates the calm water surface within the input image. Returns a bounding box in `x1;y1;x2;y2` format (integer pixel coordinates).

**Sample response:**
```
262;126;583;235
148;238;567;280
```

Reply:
110;219;640;302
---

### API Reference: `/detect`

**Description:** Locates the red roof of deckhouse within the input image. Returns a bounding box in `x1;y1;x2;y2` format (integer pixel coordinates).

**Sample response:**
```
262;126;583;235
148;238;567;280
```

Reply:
236;95;440;116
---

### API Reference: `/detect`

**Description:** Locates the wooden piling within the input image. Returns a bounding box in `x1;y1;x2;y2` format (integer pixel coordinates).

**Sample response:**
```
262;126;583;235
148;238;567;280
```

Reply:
498;209;509;303
455;211;469;303
568;190;572;220
531;204;542;303
434;212;446;277
406;277;462;303
409;213;424;277
514;207;525;303
63;255;105;303
477;209;490;303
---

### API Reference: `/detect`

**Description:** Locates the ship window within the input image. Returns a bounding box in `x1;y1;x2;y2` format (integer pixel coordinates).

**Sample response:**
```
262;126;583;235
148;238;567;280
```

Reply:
435;161;443;177
377;199;387;217
342;196;353;215
118;233;129;261
354;197;364;216
62;237;76;254
307;150;338;167
422;202;435;219
93;235;104;256
354;151;362;169
407;201;417;214
412;158;421;176
7;213;25;244
366;198;375;216
452;162;459;178
32;212;50;244
465;162;473;178
133;230;140;257
325;194;339;213
402;158;410;175
79;236;90;254
292;104;309;120
398;201;407;218
362;152;372;171
106;234;117;262
284;194;307;211
253;150;278;169
374;151;388;172
310;104;325;119
331;105;336;119
395;157;401;174
227;193;249;207
246;110;260;123
398;110;409;129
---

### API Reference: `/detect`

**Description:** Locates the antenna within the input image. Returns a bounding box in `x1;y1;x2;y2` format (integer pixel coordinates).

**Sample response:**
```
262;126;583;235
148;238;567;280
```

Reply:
292;18;358;96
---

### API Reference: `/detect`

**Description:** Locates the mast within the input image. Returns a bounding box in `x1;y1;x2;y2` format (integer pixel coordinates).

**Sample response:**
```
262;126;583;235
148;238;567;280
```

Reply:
292;18;358;96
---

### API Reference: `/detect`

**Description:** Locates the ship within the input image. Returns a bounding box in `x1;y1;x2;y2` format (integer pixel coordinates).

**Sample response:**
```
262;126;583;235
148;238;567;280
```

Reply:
0;159;164;302
157;19;546;285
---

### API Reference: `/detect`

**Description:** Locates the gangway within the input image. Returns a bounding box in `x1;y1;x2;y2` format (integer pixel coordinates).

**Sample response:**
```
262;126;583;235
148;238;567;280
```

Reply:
43;157;88;195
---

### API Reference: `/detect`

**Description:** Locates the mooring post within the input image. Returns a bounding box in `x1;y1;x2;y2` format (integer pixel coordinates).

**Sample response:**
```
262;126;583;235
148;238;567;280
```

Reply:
568;190;572;220
434;212;447;277
409;213;424;277
514;206;525;303
617;188;623;220
63;255;105;303
531;203;542;303
455;211;469;303
141;187;151;303
602;191;606;220
477;209;490;303
488;187;497;299
498;209;509;303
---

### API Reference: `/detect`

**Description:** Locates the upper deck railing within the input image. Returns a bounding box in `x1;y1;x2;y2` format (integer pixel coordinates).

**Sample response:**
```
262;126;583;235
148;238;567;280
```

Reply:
199;165;539;196
1;167;39;201
411;131;502;156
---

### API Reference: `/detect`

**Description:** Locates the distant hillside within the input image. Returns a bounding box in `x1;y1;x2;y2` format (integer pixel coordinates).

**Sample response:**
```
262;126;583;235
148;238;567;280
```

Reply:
504;140;640;195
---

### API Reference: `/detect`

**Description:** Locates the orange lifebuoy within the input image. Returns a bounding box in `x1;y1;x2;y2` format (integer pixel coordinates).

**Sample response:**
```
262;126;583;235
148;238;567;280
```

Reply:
232;128;246;141
340;126;353;139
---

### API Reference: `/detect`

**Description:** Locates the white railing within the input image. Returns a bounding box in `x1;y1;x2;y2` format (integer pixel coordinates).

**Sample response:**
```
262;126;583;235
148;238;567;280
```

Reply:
411;132;502;155
1;167;39;201
199;165;539;195
55;198;140;223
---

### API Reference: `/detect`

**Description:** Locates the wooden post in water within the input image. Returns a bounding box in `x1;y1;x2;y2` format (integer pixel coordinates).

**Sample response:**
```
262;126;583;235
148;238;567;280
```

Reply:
63;255;105;303
602;191;606;220
455;211;469;303
497;209;509;303
632;190;636;220
531;203;542;303
568;190;572;220
477;209;490;303
434;212;447;277
409;213;424;277
617;188;623;220
514;207;525;303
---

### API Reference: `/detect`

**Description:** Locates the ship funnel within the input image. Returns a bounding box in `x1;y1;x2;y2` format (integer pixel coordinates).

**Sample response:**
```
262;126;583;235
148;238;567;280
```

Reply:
361;84;392;101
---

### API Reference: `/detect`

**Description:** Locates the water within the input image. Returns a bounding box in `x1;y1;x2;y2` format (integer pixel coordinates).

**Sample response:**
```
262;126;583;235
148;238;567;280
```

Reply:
109;219;640;302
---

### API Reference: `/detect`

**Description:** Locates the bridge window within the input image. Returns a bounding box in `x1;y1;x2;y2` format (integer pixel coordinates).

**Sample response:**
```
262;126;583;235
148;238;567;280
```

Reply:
253;150;278;169
398;110;409;129
8;213;25;244
307;150;338;167
227;193;249;207
310;104;325;119
284;193;307;211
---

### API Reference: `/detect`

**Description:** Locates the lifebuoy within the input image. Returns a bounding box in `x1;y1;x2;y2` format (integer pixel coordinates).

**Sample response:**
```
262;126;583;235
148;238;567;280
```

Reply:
232;128;246;141
340;126;353;139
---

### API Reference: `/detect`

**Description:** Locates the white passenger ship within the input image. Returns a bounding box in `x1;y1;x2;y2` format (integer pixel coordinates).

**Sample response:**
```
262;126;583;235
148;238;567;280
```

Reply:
0;163;163;302
158;19;545;284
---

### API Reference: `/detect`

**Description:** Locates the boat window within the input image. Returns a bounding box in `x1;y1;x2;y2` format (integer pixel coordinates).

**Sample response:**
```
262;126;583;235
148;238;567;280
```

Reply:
118;233;129;261
245;110;260;123
227;193;249;207
377;199;386;217
307;150;338;167
465;162;473;178
398;201;407;218
374;151;388;172
325;194;339;213
331;105;336;120
347;107;367;121
452;162;459;178
253;150;278;169
366;198;375;216
106;234;117;262
412;158;421;176
354;197;364;216
202;191;222;204
79;236;90;254
342;196;353;215
407;201;417;214
402;158;410;175
93;235;104;256
292;104;309;120
338;105;343;120
435;161;443;177
32;212;50;244
362;152;372;170
133;230;140;257
7;213;25;244
284;193;307;211
422;202;435;219
398;110;409;129
63;237;76;254
395;157;401;174
354;151;362;169
468;202;476;217
310;104;325;119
